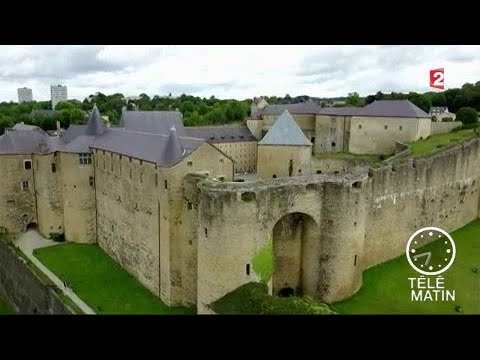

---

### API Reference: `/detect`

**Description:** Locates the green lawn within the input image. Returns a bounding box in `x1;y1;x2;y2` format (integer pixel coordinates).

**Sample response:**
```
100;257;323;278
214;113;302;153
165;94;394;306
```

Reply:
333;219;480;314
409;129;477;158
315;152;382;161
35;243;195;315
0;297;12;314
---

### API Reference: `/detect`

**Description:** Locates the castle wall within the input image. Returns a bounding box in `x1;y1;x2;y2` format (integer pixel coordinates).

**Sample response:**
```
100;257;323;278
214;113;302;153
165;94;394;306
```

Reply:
363;138;480;268
257;145;311;179
60;152;96;243
430;121;462;135
93;143;233;306
214;141;257;174
247;120;263;141
0;155;36;233
95;150;161;296
314;115;348;153
34;153;64;238
164;143;234;306
196;175;366;313
349;117;420;154
197;138;479;313
310;157;372;174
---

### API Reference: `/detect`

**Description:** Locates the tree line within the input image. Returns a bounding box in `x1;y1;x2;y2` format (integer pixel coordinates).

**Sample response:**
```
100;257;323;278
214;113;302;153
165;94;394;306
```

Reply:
1;80;480;132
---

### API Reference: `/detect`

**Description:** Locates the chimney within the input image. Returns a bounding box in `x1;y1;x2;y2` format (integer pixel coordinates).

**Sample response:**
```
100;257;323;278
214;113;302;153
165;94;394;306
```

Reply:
56;121;61;134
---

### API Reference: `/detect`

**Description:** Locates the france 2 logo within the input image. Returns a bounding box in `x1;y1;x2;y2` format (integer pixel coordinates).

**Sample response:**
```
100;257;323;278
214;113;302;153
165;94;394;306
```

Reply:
430;68;444;90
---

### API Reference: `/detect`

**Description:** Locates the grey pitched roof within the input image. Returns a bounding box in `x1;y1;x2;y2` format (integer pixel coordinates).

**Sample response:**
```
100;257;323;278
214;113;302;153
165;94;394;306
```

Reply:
61;134;96;153
184;126;256;143
59;107;107;153
260;103;321;116
358;100;430;118
316;107;362;116
258;110;312;146
0;128;60;154
91;127;204;167
119;110;185;136
61;125;87;144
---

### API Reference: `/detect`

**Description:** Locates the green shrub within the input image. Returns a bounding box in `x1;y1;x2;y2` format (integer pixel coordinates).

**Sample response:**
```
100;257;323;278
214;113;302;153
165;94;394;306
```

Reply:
456;107;478;125
50;233;65;242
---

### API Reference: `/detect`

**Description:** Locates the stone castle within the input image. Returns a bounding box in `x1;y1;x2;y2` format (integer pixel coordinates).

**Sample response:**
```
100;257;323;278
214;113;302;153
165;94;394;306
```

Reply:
0;100;478;314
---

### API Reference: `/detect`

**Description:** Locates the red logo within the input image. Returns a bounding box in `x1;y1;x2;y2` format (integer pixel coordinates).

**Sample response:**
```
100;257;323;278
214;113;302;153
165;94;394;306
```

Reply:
430;68;444;90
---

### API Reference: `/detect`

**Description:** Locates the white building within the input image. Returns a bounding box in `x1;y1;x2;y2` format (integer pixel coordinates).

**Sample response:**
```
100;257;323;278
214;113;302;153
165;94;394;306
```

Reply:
17;87;33;103
50;84;68;110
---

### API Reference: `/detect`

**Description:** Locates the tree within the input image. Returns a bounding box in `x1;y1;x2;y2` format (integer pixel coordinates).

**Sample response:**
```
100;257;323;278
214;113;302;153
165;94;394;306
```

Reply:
407;93;431;113
365;95;376;105
456;107;478;125
346;92;363;107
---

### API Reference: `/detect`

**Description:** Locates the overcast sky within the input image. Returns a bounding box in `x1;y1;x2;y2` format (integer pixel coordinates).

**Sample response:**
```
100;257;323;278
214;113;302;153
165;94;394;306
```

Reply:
1;45;479;102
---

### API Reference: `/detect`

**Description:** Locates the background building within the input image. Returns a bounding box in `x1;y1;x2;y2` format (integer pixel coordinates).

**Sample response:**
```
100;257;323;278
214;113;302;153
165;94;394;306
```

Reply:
17;87;33;104
50;84;68;110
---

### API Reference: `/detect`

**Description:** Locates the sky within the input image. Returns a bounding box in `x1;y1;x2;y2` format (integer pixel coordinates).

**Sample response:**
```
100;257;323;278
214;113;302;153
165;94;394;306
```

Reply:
1;45;480;102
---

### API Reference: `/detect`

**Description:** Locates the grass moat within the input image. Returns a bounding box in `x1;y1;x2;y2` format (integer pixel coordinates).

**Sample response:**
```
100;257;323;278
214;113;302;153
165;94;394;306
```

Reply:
35;243;195;315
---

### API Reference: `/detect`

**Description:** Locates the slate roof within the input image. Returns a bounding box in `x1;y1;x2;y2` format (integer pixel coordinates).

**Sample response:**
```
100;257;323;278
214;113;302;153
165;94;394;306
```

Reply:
358;100;430;118
119;109;186;136
184;126;256;143
0;128;61;154
60;106;107;153
258;110;312;146
91;127;203;167
259;103;321;116
316;107;362;116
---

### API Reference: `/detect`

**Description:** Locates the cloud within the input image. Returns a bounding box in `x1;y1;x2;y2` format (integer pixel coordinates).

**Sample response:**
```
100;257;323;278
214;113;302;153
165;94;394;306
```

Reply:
0;45;480;101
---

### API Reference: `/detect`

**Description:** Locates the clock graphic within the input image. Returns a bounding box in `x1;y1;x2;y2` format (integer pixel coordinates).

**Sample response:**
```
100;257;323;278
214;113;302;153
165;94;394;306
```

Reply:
406;227;456;276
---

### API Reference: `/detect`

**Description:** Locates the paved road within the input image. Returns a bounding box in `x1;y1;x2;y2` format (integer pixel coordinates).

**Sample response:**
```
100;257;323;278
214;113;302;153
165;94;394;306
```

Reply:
14;231;96;315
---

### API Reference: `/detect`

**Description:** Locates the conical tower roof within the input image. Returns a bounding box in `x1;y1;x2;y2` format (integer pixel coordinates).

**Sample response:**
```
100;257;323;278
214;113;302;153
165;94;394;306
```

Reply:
162;126;185;164
86;104;107;136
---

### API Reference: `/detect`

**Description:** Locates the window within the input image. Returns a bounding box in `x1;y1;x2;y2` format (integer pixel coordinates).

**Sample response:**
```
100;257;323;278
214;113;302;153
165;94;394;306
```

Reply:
110;162;113;172
358;124;362;129
331;142;336;147
79;153;92;165
399;125;403;131
21;181;29;190
140;171;144;184
155;173;158;187
51;164;56;173
384;125;388;130
204;227;208;237
246;264;250;276
129;168;132;180
219;176;225;182
89;176;94;187
24;160;32;170
354;254;357;266
187;161;193;167
188;202;193;210
273;174;277;178
310;137;315;144
164;180;168;189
